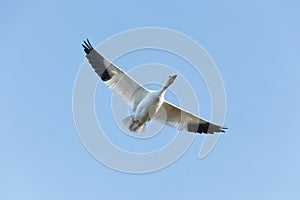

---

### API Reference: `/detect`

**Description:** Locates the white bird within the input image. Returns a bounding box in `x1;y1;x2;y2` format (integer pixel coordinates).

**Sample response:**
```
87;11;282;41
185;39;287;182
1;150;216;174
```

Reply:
82;39;226;134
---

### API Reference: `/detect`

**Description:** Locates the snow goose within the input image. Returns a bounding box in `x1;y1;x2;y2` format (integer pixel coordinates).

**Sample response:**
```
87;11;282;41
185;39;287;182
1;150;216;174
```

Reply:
82;39;226;134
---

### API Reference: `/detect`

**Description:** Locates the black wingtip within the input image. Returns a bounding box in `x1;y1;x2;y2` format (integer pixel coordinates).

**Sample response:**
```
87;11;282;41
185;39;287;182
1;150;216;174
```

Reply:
216;127;228;133
187;122;227;134
82;39;94;54
220;127;228;133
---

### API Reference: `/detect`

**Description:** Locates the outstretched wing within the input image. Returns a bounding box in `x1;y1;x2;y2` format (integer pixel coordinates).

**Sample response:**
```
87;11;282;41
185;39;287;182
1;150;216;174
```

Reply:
154;101;226;134
82;39;148;108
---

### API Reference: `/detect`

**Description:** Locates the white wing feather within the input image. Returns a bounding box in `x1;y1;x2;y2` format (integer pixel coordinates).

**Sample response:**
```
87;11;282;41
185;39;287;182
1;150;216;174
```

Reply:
83;40;148;108
154;101;226;134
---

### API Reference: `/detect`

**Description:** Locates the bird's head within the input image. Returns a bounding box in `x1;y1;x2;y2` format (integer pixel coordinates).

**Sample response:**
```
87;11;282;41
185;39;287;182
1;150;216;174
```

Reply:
164;74;177;89
168;74;177;82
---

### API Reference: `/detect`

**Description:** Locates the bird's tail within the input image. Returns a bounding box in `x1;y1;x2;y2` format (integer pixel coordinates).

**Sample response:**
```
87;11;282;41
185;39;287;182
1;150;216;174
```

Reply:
122;115;146;133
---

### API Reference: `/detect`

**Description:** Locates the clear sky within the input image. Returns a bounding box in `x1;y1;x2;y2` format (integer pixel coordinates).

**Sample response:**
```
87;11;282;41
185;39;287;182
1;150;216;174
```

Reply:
2;0;300;199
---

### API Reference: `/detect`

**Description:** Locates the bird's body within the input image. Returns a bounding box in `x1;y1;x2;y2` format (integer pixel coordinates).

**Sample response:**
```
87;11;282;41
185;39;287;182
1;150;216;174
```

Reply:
130;90;164;131
135;91;162;122
82;39;226;134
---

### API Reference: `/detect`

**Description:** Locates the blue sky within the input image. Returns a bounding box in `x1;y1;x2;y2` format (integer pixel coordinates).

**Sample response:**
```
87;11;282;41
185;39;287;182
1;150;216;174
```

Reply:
2;0;300;199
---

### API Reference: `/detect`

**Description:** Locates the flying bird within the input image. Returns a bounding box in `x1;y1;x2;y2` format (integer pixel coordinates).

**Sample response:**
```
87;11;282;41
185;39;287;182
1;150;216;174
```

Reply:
82;39;226;134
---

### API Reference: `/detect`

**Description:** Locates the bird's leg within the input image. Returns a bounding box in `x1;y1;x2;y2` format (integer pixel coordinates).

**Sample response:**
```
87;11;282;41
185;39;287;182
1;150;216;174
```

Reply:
129;118;135;131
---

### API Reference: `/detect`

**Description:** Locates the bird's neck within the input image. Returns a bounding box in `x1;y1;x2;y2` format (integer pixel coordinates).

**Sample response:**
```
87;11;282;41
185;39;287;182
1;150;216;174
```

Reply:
159;76;175;95
159;87;167;96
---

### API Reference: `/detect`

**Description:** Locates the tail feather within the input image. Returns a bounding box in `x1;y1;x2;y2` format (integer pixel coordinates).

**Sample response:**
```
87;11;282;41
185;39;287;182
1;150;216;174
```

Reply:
122;115;133;128
136;123;146;133
122;115;146;133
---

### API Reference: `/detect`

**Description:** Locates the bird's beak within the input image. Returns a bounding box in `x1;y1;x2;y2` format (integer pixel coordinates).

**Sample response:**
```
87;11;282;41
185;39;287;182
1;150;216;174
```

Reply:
167;74;177;85
169;74;177;80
